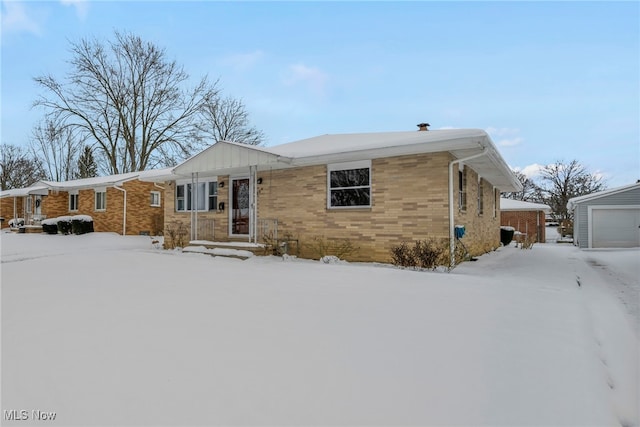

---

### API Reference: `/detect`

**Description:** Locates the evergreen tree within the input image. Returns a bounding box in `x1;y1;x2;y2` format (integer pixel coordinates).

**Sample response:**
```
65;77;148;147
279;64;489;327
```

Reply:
76;145;98;179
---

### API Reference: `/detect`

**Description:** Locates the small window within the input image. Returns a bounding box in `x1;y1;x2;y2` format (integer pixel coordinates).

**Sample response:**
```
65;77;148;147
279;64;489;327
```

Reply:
150;191;161;207
95;191;106;211
69;193;79;211
458;168;467;211
477;179;484;216
328;161;371;209
208;182;218;211
176;184;185;211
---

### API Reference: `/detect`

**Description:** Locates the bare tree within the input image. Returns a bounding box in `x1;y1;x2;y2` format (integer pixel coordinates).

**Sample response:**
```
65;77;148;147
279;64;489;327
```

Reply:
0;144;45;190
198;96;265;145
536;160;606;223
30;118;83;182
502;170;537;201
33;31;219;175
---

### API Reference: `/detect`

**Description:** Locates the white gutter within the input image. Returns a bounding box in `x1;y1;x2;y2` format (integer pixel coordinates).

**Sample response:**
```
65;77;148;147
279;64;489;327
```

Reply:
448;147;489;269
113;185;127;235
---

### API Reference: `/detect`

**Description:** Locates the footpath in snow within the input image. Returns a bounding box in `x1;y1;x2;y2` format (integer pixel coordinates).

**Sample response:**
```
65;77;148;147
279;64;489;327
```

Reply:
1;232;638;426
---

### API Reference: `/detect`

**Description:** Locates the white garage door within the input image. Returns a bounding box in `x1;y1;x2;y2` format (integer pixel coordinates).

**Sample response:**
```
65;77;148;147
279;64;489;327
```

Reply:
591;208;640;248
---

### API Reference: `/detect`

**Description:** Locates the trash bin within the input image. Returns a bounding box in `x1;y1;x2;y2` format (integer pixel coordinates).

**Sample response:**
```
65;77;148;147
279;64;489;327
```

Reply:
500;226;515;246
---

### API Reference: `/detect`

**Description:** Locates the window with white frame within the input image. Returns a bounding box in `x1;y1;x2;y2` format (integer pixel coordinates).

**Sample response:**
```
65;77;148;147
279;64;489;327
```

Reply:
95;190;106;211
69;191;79;211
150;191;161;207
328;160;371;208
175;180;217;212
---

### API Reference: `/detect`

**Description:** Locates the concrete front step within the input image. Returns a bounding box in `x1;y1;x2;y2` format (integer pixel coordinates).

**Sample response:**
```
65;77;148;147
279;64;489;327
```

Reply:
184;240;267;260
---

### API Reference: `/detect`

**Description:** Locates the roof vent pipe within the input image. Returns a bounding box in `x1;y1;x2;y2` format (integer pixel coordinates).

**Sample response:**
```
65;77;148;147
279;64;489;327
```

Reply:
417;123;430;131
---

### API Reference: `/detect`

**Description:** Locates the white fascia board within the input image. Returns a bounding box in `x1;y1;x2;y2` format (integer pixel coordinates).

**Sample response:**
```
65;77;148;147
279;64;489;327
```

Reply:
567;182;640;210
289;137;482;167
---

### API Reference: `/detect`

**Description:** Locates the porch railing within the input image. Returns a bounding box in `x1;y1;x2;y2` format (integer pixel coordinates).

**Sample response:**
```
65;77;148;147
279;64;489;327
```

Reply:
257;218;278;242
196;218;215;241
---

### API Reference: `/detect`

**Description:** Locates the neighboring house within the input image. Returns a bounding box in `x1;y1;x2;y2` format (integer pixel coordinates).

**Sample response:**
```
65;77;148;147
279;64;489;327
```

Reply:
499;198;551;243
1;169;170;235
142;128;522;263
0;185;50;228
567;182;640;248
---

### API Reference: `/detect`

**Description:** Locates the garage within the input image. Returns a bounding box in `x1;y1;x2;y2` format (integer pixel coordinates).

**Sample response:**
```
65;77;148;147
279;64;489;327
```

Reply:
568;182;640;249
591;207;640;248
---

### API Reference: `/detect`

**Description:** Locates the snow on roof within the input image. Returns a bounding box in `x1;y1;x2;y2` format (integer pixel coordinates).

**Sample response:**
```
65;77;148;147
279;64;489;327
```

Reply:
500;198;551;212
0;185;50;198
39;167;175;190
40;171;141;190
567;182;640;210
267;129;487;159
172;129;523;192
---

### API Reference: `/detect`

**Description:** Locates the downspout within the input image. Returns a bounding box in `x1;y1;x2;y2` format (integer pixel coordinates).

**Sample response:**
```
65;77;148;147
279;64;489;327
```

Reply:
448;147;489;269
113;185;127;235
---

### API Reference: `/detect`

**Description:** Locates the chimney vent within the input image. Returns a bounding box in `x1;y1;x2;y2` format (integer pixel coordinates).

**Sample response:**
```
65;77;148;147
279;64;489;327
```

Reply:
417;122;430;131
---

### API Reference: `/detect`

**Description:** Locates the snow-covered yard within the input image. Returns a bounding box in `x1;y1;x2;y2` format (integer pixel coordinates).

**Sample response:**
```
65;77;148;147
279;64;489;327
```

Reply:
1;232;638;426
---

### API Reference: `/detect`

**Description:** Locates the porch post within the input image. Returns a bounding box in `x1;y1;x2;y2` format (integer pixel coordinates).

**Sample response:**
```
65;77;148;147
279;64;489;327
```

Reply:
250;165;257;244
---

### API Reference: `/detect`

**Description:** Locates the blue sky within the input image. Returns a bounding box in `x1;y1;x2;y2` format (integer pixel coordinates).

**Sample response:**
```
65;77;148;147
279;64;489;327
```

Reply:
1;1;638;188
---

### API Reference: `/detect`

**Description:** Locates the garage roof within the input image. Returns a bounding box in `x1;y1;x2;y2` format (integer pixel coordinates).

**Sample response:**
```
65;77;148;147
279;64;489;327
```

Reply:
567;182;640;210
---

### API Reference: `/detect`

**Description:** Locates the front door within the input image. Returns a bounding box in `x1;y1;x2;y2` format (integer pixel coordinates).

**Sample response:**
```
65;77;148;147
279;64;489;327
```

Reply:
230;178;250;236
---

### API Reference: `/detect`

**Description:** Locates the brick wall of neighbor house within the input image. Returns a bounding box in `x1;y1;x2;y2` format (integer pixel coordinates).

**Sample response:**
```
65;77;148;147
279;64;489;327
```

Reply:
0;197;23;228
42;190;69;219
70;180;163;235
162;153;502;263
501;210;546;243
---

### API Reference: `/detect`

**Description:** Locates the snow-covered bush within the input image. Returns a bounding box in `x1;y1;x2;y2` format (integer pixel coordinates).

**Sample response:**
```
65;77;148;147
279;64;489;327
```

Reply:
8;218;24;228
71;215;94;235
56;216;73;235
41;218;59;234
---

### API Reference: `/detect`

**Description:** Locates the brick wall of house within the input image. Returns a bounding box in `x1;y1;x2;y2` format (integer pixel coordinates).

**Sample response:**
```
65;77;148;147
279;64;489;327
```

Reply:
501;210;546;242
0;197;23;228
42;191;69;219
161;152;503;263
454;166;502;256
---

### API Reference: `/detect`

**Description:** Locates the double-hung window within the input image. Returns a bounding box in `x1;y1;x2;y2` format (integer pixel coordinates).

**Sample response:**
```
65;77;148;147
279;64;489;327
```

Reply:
69;191;79;211
95;189;106;211
328;160;371;209
175;180;217;212
150;191;161;207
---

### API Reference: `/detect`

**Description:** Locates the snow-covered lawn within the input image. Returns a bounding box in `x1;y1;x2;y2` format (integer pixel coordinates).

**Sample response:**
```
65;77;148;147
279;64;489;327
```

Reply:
1;232;638;426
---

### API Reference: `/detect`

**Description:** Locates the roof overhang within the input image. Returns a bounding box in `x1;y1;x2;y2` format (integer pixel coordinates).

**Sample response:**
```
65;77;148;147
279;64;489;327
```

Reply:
0;185;50;198
167;131;522;192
